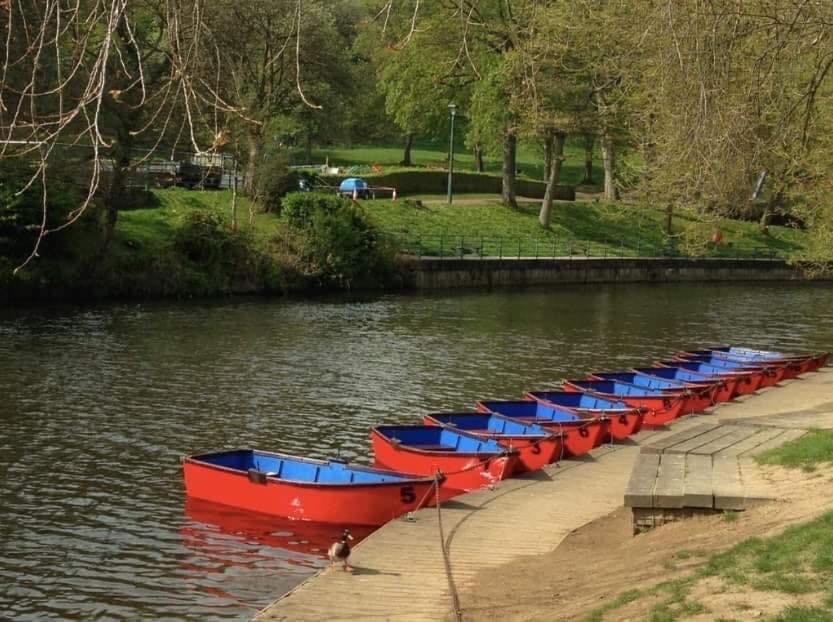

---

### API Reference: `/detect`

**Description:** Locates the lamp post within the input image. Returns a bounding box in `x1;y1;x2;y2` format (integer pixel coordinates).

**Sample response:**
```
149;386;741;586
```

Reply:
447;102;457;204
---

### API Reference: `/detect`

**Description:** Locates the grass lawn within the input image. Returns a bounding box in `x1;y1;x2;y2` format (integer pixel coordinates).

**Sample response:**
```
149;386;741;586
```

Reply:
362;197;807;259
295;137;603;189
584;511;833;621
755;430;833;471
115;188;276;253
113;189;809;262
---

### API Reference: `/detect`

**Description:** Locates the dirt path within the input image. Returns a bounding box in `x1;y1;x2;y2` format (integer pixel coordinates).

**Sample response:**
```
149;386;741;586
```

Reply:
457;461;833;621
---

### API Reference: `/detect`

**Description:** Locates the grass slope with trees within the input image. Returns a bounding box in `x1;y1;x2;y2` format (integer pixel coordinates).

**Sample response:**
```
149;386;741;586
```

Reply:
2;2;833;300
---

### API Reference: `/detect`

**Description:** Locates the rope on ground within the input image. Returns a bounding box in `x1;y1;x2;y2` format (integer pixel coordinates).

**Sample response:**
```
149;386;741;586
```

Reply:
434;474;463;622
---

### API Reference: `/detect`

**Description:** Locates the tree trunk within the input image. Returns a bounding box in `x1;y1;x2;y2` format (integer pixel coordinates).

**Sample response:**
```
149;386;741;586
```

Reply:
759;189;782;235
103;127;132;250
245;133;262;196
581;134;595;184
401;133;414;166
231;146;239;231
539;132;566;228
474;144;484;172
543;131;553;183
502;127;518;208
600;130;618;201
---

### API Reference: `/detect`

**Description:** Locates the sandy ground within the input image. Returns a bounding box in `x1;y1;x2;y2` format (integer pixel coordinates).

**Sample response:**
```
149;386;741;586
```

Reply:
455;461;833;621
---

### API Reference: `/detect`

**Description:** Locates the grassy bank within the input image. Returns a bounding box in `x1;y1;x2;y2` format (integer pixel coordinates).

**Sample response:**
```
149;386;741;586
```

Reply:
756;430;833;471
367;197;807;259
1;187;813;301
585;510;833;621
296;138;603;189
584;432;833;622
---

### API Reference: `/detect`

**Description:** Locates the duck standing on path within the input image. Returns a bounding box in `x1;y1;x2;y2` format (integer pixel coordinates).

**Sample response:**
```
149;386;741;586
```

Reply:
328;528;354;572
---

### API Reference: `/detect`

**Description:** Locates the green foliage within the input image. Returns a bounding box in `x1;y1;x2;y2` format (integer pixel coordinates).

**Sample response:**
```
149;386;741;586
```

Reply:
255;153;299;213
282;192;351;227
276;192;397;288
467;60;512;157
755;430;833;470
172;209;260;278
0;158;81;258
173;210;230;263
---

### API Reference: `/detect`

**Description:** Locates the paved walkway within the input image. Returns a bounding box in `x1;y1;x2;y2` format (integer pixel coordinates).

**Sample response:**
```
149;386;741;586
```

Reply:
253;369;833;622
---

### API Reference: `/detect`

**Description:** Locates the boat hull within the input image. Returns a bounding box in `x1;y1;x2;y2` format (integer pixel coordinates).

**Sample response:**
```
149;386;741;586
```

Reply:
585;373;715;415
677;351;788;386
523;394;642;441
421;416;562;473
665;358;764;394
473;401;604;457
182;461;438;526
369;431;517;498
561;381;684;426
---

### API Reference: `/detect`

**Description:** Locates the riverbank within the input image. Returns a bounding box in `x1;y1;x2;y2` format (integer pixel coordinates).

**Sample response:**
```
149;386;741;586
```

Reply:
0;188;817;303
408;257;823;289
252;368;833;622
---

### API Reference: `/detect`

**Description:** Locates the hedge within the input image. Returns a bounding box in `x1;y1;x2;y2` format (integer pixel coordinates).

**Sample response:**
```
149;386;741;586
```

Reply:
320;170;575;201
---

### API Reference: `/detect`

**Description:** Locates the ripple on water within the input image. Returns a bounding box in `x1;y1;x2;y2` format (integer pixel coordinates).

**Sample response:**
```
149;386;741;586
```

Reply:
1;283;833;620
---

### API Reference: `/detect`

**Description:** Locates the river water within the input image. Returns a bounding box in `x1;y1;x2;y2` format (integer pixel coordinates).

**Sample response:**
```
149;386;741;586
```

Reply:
1;283;832;620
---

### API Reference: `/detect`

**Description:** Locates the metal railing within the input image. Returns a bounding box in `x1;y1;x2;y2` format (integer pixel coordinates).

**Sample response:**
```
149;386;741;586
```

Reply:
392;233;785;261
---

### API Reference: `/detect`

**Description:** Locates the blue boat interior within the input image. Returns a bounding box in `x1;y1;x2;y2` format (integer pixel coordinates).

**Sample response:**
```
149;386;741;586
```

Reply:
528;391;627;410
477;400;579;422
427;412;549;436
568;379;666;396
685;355;747;370
375;425;507;453
591;372;684;390
193;449;414;484
633;367;702;383
683;361;738;376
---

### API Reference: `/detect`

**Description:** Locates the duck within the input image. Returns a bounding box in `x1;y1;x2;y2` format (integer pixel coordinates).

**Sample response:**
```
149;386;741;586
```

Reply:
328;528;354;571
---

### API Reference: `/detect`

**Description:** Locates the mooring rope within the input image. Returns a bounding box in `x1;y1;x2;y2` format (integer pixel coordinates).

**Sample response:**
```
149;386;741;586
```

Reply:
433;474;463;622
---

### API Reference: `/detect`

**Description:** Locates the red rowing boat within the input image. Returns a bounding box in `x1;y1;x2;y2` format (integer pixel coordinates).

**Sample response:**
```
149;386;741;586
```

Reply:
473;399;606;457
422;411;564;473
561;379;686;426
370;425;519;498
182;448;441;526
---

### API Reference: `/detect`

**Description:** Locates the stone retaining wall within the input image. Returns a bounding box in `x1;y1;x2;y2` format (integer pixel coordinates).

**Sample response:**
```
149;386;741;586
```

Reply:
408;257;819;289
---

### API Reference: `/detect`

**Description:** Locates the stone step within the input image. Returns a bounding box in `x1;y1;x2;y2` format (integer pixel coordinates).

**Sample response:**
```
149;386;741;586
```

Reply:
640;423;720;455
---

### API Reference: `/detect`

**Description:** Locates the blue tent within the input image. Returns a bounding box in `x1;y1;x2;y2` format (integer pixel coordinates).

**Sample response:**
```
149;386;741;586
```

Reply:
338;177;370;198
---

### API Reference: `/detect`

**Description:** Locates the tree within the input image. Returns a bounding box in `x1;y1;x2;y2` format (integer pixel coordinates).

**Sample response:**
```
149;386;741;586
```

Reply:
634;0;833;248
374;33;460;165
0;0;240;267
507;3;595;226
203;0;355;194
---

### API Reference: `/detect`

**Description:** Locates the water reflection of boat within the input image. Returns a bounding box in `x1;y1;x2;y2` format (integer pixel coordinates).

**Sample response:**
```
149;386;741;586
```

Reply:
179;499;375;611
184;497;374;556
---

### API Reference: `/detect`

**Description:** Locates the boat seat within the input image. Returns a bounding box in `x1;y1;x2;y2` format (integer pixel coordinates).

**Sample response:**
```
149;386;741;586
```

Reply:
416;444;456;451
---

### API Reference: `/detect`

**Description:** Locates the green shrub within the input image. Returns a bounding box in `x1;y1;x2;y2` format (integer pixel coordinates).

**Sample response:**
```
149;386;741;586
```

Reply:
173;209;258;270
0;158;81;258
254;153;299;213
272;195;398;288
282;192;351;228
173;210;229;263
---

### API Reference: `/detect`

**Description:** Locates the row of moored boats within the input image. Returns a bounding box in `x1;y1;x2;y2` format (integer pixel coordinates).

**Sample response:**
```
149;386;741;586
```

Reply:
182;346;828;527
